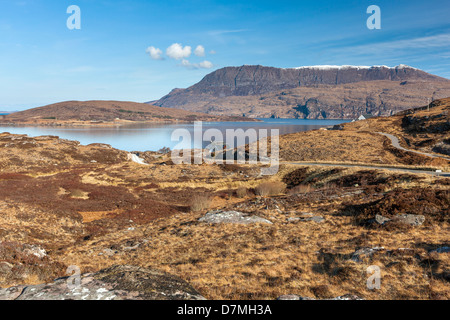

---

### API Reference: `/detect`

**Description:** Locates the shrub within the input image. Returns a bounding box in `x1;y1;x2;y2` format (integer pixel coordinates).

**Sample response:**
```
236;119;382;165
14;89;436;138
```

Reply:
287;184;312;195
190;194;212;212
158;147;171;154
69;189;87;199
236;187;248;198
282;168;308;188
255;181;286;196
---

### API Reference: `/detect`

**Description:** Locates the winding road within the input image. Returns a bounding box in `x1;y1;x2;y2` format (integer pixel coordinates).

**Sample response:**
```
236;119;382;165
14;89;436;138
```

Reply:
282;131;450;177
282;161;450;177
375;132;450;161
126;132;449;177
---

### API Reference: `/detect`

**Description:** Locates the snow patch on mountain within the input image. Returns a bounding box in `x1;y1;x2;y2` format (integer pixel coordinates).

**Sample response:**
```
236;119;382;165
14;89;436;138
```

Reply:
289;65;417;70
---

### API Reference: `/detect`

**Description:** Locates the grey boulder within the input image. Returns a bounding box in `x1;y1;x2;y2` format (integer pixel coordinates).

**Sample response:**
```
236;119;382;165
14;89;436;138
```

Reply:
199;210;272;225
0;265;205;300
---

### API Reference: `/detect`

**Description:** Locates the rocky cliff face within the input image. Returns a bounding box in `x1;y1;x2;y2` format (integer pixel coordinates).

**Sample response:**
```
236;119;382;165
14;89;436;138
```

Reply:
153;65;450;119
182;64;445;96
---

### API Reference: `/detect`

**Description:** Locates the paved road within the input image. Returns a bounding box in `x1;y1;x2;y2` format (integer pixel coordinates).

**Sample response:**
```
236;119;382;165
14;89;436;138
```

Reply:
282;162;450;177
376;132;450;161
279;132;450;177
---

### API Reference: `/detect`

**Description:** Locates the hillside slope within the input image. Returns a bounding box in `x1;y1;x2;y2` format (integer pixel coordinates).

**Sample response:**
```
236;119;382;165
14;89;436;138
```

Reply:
0;131;449;300
278;97;450;168
153;65;450;119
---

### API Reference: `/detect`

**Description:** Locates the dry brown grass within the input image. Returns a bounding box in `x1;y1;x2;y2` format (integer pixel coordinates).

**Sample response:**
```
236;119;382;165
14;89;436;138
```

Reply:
288;184;313;195
255;181;286;196
57;205;450;300
0;132;449;300
235;187;248;198
190;194;213;212
276;99;450;171
69;189;89;199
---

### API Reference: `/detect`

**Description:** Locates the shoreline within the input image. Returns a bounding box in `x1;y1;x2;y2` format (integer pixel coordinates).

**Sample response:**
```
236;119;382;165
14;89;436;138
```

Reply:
0;118;262;127
0;117;352;128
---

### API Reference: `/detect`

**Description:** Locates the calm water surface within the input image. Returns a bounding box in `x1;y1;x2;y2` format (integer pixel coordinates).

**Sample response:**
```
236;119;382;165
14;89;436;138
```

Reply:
0;119;349;152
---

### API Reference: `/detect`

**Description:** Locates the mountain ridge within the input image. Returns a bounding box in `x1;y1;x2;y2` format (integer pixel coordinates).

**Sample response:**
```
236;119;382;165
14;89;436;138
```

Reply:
152;64;450;119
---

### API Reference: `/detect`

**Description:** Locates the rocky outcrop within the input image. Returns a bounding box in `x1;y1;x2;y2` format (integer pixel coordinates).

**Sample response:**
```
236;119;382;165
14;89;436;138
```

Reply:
432;142;450;156
153;65;450;119
350;247;385;262
199;210;272;224
372;214;425;227
0;242;66;287
287;213;325;223
277;294;364;300
0;265;205;300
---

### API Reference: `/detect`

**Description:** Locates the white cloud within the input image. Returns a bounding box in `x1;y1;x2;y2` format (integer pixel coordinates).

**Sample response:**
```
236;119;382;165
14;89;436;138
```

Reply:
209;50;217;55
180;59;213;69
146;46;164;60
194;45;205;57
181;59;191;67
146;43;214;70
198;60;213;69
166;43;191;60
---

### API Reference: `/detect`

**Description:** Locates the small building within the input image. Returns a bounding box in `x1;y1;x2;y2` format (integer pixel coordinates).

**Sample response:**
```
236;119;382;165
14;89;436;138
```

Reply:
358;114;374;121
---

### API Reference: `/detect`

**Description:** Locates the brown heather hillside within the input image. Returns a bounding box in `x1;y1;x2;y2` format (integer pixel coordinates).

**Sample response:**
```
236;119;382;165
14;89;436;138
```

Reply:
344;97;450;156
3;100;254;126
0;100;449;300
278;98;450;169
0;131;448;299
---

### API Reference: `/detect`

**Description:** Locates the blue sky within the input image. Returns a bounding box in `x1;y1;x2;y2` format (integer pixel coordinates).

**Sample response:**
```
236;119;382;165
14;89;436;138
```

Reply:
0;0;449;110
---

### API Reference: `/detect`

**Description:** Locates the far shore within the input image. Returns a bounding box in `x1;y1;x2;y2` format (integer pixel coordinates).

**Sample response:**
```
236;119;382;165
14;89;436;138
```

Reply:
0;117;262;127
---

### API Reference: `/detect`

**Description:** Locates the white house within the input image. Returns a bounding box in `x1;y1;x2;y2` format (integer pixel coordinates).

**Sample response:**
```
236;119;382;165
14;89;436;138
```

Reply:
358;114;373;121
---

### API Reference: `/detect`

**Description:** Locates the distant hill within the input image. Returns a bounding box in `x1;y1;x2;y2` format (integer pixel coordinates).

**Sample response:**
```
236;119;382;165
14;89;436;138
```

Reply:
3;100;252;124
152;65;450;119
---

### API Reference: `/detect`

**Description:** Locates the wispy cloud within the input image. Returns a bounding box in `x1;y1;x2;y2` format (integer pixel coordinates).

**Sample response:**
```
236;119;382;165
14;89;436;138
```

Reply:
207;29;248;36
305;32;450;79
341;34;450;56
180;59;213;70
